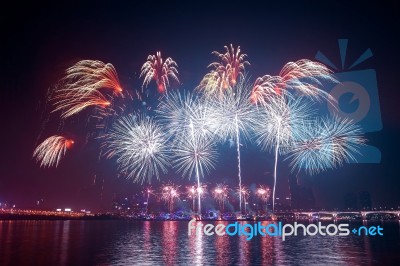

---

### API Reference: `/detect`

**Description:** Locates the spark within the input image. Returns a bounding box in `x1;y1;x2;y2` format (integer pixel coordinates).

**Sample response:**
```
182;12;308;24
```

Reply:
102;114;171;184
140;51;179;93
33;135;74;168
287;115;366;175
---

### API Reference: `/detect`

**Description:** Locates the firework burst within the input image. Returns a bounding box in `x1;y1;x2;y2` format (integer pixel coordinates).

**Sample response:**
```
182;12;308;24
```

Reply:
33;135;74;168
161;184;180;213
252;59;336;105
102;114;170;183
156;91;218;141
256;185;271;203
236;186;250;214
287;116;366;175
198;44;249;97
140;51;179;93
212;184;229;211
52;60;122;118
172;133;217;181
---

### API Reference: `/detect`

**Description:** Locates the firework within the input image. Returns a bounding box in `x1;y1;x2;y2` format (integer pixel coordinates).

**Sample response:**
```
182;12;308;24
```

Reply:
172;133;217;181
157;90;219;216
52;60;122;118
198;44;249;97
254;95;313;212
207;79;258;213
102;114;171;183
172;124;217;216
212;184;229;211
161;184;180;213
256;185;271;213
156;91;219;141
187;185;197;212
251;59;336;105
236;186;250;214
256;185;271;202
33;135;74;168
140;51;179;93
287;115;366;175
63;60;122;93
144;187;154;215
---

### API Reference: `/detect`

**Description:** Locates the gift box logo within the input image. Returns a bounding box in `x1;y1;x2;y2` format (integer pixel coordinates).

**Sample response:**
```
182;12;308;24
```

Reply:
314;39;382;163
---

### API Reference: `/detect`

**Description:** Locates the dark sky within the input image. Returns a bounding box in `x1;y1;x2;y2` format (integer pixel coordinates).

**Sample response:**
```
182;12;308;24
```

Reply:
1;1;399;212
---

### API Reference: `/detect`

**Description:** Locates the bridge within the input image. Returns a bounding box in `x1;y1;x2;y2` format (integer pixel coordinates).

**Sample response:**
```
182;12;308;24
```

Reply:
275;210;400;221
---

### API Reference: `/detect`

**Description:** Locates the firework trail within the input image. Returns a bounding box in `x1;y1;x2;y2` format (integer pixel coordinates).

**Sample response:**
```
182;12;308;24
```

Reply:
161;184;180;213
33;135;74;168
212;184;229;212
140;51;179;93
52;60;122;118
254;95;313;212
207;79;258;214
198;44;249;97
251;59;336;105
102;114;171;184
287;115;366;175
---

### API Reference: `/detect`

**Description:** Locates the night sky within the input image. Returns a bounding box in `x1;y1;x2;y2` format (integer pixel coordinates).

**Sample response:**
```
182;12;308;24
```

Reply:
1;1;399;212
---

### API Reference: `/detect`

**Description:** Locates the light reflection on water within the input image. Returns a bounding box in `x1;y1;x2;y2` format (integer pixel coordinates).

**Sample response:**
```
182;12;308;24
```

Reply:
0;220;399;265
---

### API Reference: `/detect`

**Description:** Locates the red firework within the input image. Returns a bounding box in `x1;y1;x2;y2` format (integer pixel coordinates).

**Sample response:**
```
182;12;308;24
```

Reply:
198;44;249;96
251;59;336;105
140;51;179;93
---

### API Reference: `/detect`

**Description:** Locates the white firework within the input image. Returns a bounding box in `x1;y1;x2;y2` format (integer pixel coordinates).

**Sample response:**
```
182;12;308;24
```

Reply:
102;114;170;183
287;115;366;175
156;90;218;142
172;133;218;180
